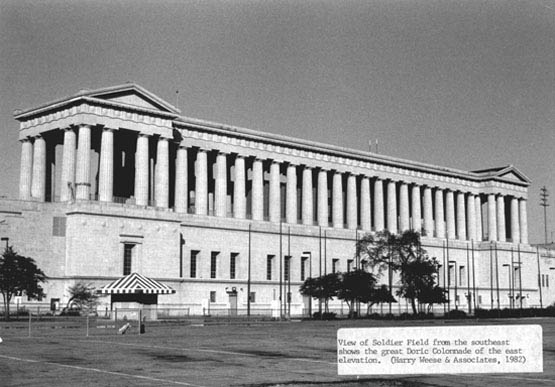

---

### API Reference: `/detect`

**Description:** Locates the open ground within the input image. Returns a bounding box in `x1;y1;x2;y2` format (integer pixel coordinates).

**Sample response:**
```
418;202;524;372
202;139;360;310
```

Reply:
0;318;554;387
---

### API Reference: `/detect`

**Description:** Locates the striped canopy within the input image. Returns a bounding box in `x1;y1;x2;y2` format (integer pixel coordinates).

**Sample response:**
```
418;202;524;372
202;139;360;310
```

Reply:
99;272;176;295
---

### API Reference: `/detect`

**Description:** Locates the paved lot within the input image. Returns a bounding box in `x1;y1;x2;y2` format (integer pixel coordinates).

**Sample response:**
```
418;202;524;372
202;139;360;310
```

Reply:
0;318;553;386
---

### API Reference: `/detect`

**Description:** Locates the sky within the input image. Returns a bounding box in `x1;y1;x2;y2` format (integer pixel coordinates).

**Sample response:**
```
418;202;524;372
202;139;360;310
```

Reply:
0;0;553;244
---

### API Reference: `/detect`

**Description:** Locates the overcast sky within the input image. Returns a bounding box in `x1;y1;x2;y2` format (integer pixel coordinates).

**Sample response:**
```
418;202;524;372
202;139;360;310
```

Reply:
1;0;553;243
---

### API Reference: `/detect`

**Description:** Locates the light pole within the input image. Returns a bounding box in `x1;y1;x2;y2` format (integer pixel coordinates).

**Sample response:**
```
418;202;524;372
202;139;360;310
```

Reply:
449;260;457;310
302;251;312;317
502;263;512;309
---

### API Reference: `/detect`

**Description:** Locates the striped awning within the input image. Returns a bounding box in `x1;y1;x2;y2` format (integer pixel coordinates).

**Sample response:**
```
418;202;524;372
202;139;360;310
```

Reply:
99;272;176;295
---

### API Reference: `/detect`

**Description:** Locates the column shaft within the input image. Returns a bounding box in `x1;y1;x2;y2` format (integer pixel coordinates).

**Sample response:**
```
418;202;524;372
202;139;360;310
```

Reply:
19;139;33;200
75;125;91;200
519;199;528;244
497;195;506;242
475;195;483;241
387;180;397;233
487;194;497;241
374;179;384;231
302;167;313;225
411;185;421;233
332;172;343;228
269;161;281;222
154;137;169;208
214;152;227;217
456;192;466;240
445;190;455;239
99;128;114;202
135;134;150;206
233;156;246;219
467;194;476;241
435;188;445;238
286;164;297;224
317;169;328;227
251;158;264;220
59;129;76;202
510;197;520;243
399;182;409;231
423;187;433;236
174;146;188;213
360;177;371;230
346;174;357;229
31;136;46;201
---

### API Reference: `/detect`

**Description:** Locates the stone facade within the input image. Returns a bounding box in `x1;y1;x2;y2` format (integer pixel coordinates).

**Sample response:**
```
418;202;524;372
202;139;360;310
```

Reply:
1;84;554;314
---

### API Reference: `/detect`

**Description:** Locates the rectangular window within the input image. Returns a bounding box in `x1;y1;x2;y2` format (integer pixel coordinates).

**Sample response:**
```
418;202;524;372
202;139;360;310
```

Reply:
449;265;455;286
267;255;274;280
478;295;483;304
547;274;549;288
52;217;66;237
210;291;216;303
249;292;256;303
300;257;307;281
230;253;238;279
332;259;339;273
459;266;466;287
347;259;354;272
123;244;134;275
284;256;291;281
210;251;218;279
190;250;199;278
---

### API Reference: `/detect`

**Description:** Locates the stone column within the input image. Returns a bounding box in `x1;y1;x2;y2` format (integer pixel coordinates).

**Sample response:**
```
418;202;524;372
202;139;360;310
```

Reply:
174;145;188;213
399;182;409;231
519;199;528;244
435;188;445;238
251;158;264;221
386;180;397;233
317;169;329;227
467;193;476;241
411;185;421;233
510;197;520;244
374;178;384;231
75;125;91;200
423;186;433;236
302;166;313;225
59;129;76;202
31;135;46;201
475;195;483;241
269;160;281;222
19;138;33;200
98;127;114;202
194;148;208;214
214;152;227;217
135;133;150;206
332;171;343;228
487;194;497;241
497;195;506;242
286;163;297;224
154;136;169;208
456;192;466;240
233;155;246;219
445;190;455;239
346;174;357;229
360;176;371;230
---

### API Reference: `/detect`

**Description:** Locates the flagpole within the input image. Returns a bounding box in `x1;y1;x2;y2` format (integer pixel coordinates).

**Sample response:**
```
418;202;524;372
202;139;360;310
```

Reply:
247;223;251;317
279;221;283;320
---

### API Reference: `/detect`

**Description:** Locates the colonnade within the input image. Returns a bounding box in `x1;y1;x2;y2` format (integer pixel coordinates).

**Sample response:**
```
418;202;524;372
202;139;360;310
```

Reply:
18;126;528;244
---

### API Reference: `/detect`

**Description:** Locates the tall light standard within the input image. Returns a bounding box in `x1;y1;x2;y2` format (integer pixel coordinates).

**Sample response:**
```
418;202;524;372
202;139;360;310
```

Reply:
302;251;312;317
502;263;512;309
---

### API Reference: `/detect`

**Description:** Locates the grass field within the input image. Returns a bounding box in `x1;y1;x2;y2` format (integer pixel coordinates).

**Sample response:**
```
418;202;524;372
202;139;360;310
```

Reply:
0;317;554;386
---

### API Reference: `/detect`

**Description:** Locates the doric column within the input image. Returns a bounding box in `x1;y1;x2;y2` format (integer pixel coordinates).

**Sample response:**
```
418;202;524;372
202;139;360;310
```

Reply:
510;197;520;244
497;195;506;242
317;169;329;227
75;125;91;200
233;155;246;219
195;148;208;214
423;186;433;236
434;188;445;238
174;145;188;213
399;182;409;231
360;176;371;230
411;185;421;233
251;158;264;221
59;128;76;202
487;194;497;241
154;136;169;208
269;160;281;222
332;171;343;228
386;180;397;233
456;192;466;240
214;151;227;217
31;135;46;201
467;193;476;241
445;190;455;239
286;163;297;224
19;138;33;200
519;199;528;244
301;166;313;225
346;174;357;230
475;195;483;241
98;127;114;202
135;133;150;206
373;178;384;231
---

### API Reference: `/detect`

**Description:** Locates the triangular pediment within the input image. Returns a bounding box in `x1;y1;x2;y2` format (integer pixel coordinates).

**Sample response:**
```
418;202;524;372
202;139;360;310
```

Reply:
472;165;530;185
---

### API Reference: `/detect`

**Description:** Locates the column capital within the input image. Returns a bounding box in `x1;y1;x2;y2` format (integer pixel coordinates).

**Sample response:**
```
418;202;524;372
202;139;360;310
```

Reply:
286;161;298;168
216;150;229;156
101;126;116;133
302;164;313;170
74;123;92;129
19;137;32;143
234;153;246;160
271;158;283;164
138;132;151;138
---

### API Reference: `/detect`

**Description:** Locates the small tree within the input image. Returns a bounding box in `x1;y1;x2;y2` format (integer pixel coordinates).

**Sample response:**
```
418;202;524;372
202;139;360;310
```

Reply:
64;282;99;314
0;246;46;320
418;285;448;313
299;272;340;313
336;269;377;318
363;284;396;315
397;256;441;314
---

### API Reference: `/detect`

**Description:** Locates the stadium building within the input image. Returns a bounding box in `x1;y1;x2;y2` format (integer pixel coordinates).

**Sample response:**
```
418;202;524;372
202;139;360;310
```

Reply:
1;84;554;316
